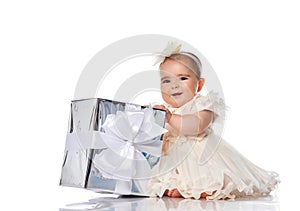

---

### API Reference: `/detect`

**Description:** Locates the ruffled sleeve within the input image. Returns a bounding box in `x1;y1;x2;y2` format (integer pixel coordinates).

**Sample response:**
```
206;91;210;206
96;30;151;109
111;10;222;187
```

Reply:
191;91;227;121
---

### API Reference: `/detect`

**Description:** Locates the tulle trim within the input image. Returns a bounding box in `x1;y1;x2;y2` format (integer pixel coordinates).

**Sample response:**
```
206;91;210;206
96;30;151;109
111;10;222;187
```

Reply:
149;169;279;200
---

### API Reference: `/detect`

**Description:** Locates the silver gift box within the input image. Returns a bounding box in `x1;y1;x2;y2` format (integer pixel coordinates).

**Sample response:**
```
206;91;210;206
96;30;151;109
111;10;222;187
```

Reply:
60;98;166;195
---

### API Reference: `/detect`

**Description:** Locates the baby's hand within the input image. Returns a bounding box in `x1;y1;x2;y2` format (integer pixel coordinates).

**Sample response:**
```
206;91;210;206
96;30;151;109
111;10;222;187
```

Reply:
153;105;172;123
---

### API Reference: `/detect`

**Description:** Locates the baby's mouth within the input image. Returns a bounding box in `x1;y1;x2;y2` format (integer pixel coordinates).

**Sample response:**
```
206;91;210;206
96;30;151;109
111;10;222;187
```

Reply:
171;92;182;97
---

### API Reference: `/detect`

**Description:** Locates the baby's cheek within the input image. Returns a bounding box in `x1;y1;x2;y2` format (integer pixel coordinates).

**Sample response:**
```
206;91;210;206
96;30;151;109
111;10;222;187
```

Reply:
183;84;197;95
161;92;170;101
161;93;176;106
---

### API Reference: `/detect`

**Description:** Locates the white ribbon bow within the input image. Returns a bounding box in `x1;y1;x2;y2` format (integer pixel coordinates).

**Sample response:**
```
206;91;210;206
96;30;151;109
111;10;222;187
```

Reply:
153;41;182;65
65;108;167;193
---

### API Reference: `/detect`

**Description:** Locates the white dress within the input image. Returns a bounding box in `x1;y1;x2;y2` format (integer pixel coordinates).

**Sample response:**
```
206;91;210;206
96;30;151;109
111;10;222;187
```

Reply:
148;93;279;200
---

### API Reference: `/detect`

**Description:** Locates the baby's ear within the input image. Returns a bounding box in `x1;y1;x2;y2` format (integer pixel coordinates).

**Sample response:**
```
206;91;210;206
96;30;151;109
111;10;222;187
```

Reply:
197;78;205;92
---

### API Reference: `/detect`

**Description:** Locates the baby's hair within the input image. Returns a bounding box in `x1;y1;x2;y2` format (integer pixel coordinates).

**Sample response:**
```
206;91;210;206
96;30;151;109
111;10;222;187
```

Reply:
162;52;202;79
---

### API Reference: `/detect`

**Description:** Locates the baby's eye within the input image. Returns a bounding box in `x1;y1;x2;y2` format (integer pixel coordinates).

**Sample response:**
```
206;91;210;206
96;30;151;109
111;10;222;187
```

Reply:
162;79;171;83
180;77;188;81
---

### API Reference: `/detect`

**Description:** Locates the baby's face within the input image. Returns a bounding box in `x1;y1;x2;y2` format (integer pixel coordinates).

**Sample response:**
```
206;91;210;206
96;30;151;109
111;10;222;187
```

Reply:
160;58;203;108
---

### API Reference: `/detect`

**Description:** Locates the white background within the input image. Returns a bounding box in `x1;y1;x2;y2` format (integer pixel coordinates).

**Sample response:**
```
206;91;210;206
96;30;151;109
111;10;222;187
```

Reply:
1;0;299;210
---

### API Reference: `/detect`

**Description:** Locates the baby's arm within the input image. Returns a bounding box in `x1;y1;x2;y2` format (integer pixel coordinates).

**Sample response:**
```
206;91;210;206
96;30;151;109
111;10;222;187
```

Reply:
169;110;213;136
153;105;213;136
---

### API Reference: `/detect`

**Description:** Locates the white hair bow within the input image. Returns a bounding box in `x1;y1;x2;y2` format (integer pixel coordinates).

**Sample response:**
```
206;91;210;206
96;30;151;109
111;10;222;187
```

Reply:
153;41;182;66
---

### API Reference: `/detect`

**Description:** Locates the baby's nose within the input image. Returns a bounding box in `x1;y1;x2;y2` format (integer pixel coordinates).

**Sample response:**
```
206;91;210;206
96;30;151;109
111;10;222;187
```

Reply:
171;81;180;89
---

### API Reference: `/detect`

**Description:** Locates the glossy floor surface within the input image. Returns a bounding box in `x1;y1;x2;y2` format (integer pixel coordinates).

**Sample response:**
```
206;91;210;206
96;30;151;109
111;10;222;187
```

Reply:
60;195;279;211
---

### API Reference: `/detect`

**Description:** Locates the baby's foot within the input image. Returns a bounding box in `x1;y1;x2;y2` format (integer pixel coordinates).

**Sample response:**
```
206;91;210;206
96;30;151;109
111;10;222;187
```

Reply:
199;190;217;199
168;189;183;198
163;189;170;196
200;192;209;198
